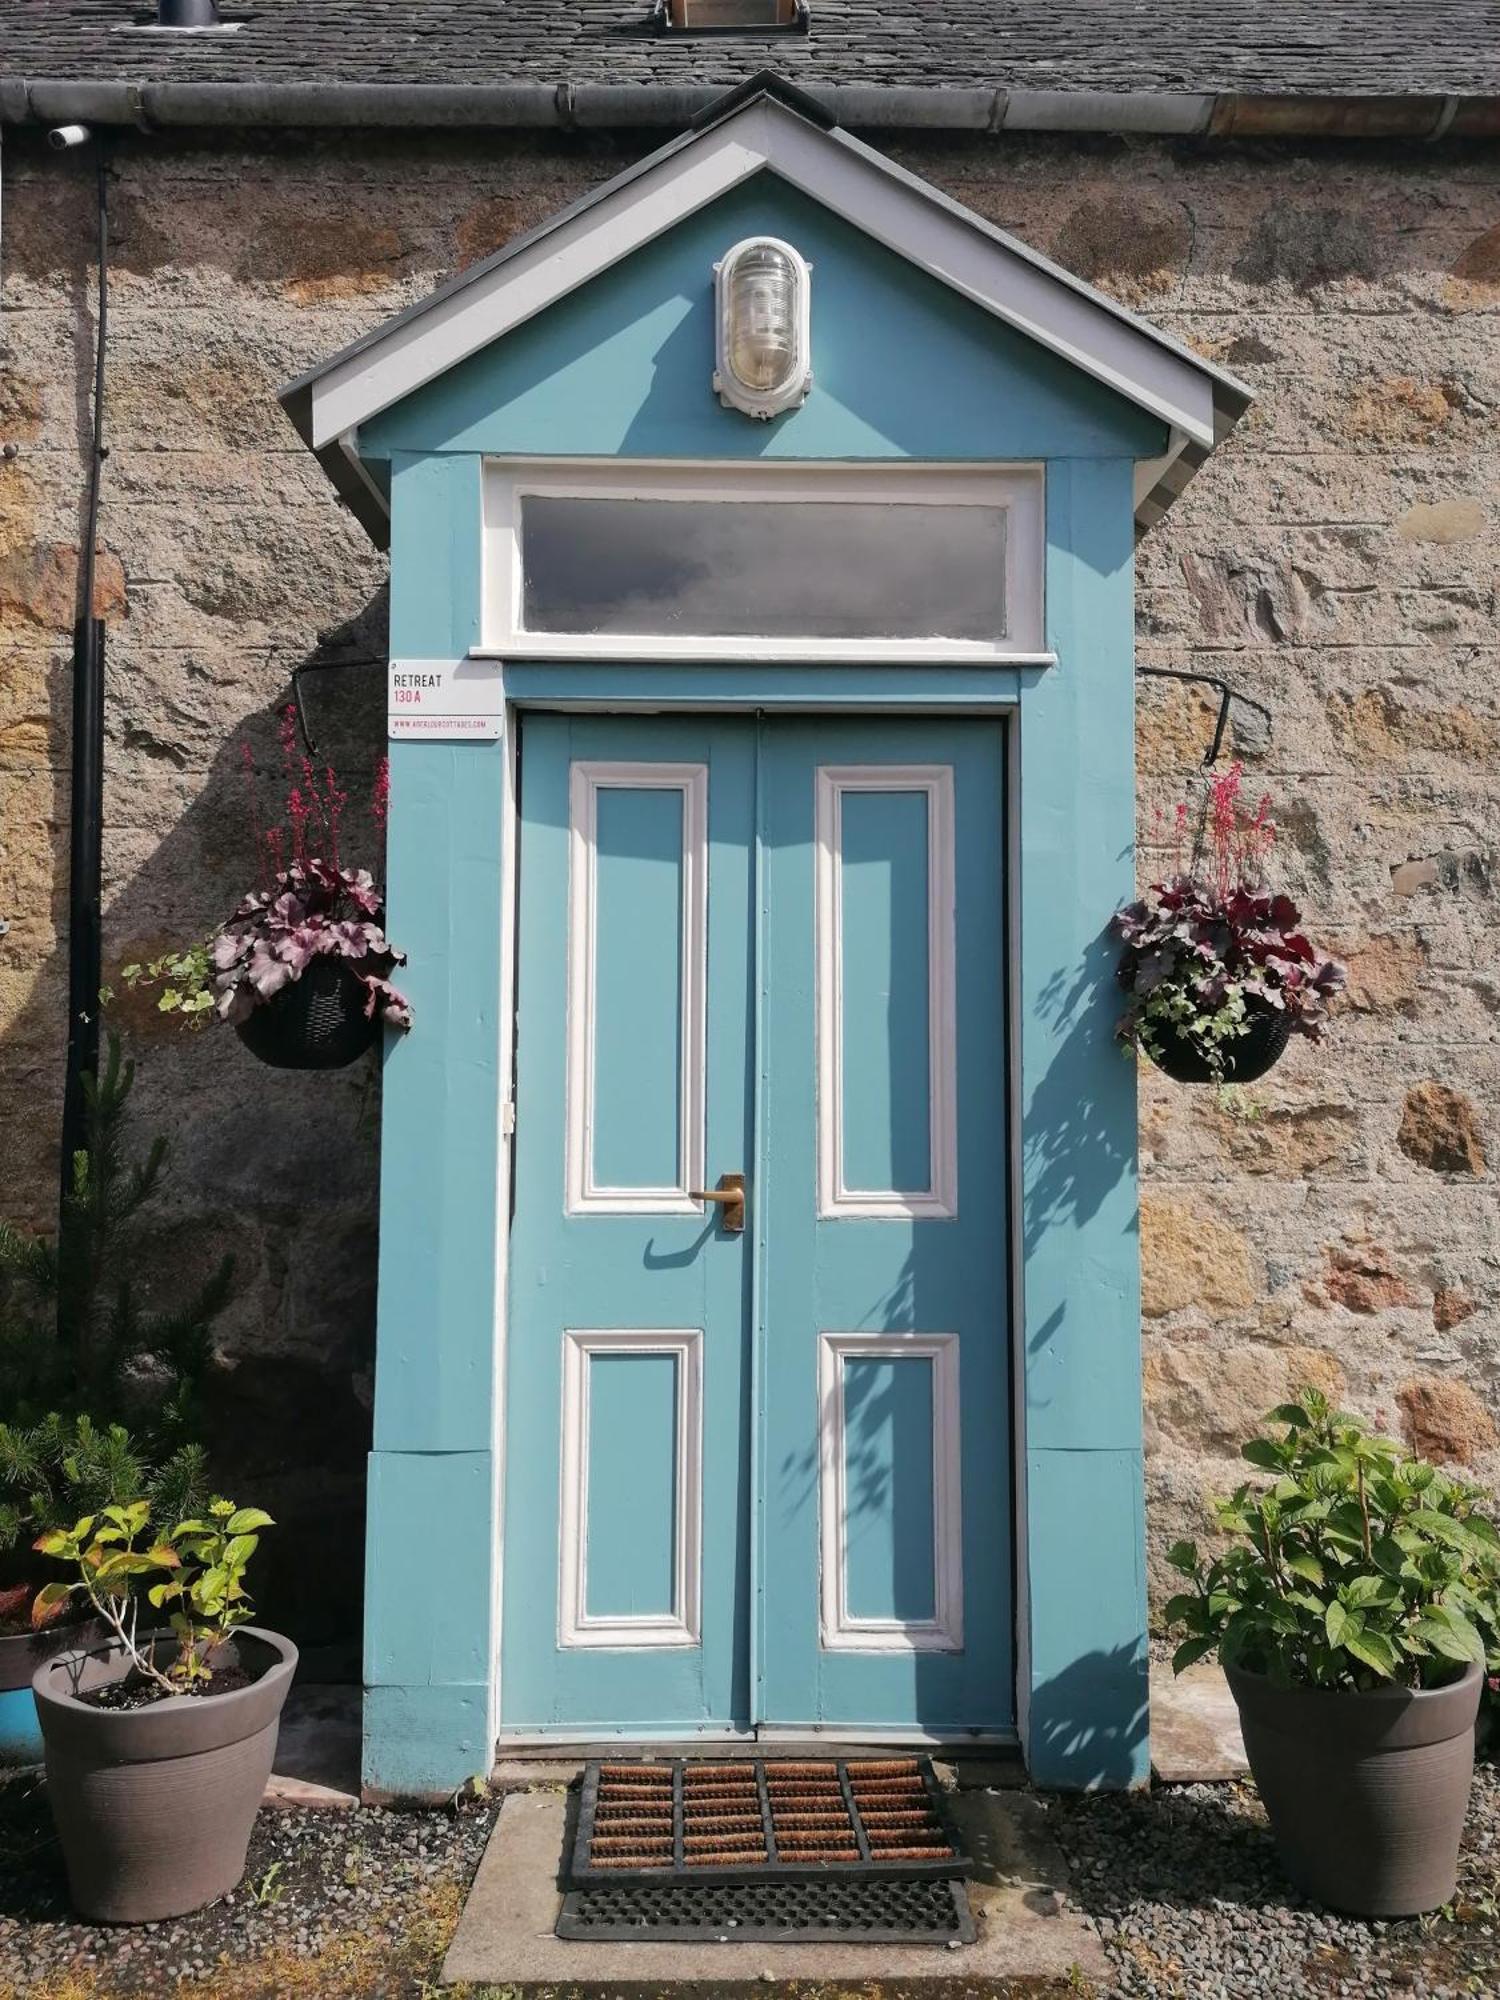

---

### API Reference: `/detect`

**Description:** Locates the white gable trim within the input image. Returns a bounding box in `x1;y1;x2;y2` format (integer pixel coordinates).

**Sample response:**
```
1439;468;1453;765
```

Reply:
309;117;771;449
300;94;1236;463
761;116;1216;448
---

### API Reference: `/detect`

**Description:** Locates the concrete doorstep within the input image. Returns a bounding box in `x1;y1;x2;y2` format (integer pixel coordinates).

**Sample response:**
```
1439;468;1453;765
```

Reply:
441;1784;1113;1990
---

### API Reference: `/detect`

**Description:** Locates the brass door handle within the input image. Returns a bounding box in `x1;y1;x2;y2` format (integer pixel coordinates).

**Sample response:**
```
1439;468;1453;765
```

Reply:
690;1172;746;1233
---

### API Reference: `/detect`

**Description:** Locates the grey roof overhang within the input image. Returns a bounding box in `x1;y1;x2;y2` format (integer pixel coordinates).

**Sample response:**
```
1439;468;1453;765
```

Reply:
3;75;1497;139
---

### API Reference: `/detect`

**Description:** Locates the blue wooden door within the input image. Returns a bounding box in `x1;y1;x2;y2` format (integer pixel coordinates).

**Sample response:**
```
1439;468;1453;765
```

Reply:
757;719;1012;1732
501;713;1011;1735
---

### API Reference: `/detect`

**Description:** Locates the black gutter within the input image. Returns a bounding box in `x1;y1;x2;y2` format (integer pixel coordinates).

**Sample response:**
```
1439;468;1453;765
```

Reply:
1;78;1497;139
61;142;110;1218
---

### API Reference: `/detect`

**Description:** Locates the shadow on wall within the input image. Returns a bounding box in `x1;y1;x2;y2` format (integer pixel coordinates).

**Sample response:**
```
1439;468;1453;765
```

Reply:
1;585;393;1673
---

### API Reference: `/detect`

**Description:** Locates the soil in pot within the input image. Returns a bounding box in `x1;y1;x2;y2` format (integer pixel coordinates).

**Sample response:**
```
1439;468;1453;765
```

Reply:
235;958;378;1071
81;1661;254;1711
1227;1660;1482;1917
1148;1003;1291;1085
33;1626;297;1922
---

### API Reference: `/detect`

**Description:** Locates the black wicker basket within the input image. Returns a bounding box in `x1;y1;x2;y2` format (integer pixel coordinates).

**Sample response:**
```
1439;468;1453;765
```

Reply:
235;959;379;1071
1147;1003;1292;1085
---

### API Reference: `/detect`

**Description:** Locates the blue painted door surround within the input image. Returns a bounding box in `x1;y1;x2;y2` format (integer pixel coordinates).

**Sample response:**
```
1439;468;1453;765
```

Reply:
361;161;1157;1793
501;713;1010;1734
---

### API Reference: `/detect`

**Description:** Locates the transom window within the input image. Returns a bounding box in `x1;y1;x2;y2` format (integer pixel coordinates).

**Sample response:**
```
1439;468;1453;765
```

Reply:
479;462;1046;664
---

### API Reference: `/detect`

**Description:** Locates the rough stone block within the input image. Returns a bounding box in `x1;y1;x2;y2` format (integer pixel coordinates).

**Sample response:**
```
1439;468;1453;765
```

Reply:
1398;1081;1487;1175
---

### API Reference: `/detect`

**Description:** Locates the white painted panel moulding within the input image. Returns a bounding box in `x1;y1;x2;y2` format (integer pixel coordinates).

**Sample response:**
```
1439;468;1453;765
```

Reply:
815;764;958;1219
558;1328;704;1650
565;760;708;1215
817;1331;963;1653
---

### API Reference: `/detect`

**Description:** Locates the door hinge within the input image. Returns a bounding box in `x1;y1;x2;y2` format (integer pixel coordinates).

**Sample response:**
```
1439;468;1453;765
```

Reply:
501;1095;516;1138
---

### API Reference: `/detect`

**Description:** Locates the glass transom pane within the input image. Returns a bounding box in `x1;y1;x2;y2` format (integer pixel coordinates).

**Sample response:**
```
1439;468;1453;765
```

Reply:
519;494;1008;643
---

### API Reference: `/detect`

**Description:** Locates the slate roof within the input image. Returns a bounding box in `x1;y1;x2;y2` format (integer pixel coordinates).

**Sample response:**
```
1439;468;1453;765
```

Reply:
4;0;1498;98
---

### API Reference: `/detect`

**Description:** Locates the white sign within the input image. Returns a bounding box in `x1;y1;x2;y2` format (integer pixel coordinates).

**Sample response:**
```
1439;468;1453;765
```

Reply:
388;658;503;741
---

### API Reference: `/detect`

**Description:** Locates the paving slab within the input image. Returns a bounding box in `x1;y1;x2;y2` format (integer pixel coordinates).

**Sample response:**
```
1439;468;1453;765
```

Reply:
265;1682;361;1808
441;1784;1111;1990
1149;1661;1248;1783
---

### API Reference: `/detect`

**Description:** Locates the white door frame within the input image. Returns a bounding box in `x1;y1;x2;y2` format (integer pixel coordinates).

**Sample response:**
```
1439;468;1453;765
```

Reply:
491;677;1026;1752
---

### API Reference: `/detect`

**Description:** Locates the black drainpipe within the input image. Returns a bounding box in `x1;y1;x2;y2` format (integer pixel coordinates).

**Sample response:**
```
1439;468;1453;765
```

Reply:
60;142;109;1219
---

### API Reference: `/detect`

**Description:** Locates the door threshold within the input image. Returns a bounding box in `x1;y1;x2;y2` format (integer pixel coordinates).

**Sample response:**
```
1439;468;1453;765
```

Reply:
493;1724;1020;1758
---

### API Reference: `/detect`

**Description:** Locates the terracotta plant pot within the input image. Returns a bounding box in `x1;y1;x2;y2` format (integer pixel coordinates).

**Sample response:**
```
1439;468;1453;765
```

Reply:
235;958;377;1070
33;1626;297;1922
0;1616;107;1767
1147;1003;1291;1085
1226;1660;1482;1916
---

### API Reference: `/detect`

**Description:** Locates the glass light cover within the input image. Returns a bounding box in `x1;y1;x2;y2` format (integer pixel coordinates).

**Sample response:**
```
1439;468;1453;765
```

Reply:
725;243;799;393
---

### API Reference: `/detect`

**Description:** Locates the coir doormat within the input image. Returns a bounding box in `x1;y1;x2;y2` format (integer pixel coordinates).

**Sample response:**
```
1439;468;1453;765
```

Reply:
566;1756;970;1887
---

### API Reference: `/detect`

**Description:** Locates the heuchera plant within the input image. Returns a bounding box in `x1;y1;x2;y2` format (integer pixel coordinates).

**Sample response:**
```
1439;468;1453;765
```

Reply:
1166;1389;1500;1695
211;855;411;1031
126;707;410;1032
1112;763;1343;1077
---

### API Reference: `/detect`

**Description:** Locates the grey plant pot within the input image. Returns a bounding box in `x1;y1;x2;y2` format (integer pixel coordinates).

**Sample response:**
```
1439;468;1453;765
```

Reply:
33;1626;297;1923
0;1615;108;1766
1226;1659;1482;1917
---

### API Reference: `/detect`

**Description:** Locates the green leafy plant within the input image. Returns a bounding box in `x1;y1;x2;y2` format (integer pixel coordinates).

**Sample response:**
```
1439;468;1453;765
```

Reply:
0;1037;227;1616
248;1860;286;1909
0;1415;210;1637
1166;1387;1500;1693
120;944;215;1026
145;1498;274;1684
33;1496;273;1698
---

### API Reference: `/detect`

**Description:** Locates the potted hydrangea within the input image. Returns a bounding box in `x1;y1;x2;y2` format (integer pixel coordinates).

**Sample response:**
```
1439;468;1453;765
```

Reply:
126;707;410;1069
31;1497;296;1923
1113;763;1343;1084
1166;1389;1500;1916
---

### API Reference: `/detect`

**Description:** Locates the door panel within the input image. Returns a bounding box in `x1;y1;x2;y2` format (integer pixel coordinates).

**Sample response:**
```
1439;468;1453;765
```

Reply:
501;712;1011;1737
759;719;1012;1731
501;716;754;1729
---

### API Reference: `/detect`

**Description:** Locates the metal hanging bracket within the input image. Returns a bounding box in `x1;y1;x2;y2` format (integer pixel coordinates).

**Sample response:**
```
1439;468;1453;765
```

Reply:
1135;666;1273;767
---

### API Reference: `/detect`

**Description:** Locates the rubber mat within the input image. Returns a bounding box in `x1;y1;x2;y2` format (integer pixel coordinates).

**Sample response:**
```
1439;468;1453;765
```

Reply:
557;1871;977;1944
567;1755;970;1886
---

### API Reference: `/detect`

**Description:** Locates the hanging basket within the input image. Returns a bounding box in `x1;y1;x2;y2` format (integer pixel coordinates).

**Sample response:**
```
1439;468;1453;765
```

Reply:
235;958;379;1071
1146;1002;1292;1085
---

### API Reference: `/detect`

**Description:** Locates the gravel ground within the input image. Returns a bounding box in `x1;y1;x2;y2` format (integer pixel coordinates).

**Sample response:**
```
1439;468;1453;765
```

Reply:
1;1762;1496;1997
1050;1762;1500;2000
0;1769;504;1999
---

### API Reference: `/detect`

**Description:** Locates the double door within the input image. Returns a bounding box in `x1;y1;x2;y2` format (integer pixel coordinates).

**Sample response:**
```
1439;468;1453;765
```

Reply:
500;712;1011;1735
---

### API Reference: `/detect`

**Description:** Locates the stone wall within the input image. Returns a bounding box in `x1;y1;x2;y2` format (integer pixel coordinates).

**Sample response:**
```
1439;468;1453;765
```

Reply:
1;124;1496;1651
